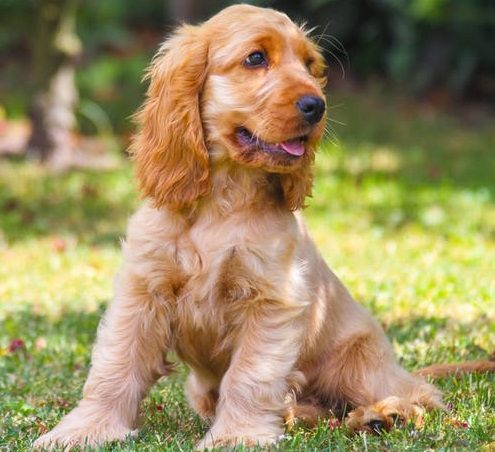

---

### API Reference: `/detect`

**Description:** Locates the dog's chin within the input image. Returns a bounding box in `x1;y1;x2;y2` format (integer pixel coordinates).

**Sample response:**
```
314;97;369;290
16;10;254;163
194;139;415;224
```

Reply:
225;127;312;172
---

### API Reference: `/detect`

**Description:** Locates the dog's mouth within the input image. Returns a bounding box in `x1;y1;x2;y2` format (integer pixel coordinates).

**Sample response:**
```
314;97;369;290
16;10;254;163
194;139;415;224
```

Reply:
235;127;307;157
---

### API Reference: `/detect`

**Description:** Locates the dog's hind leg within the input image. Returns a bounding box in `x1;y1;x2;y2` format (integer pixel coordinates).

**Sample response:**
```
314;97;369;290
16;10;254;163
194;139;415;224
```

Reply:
34;267;173;450
310;327;444;433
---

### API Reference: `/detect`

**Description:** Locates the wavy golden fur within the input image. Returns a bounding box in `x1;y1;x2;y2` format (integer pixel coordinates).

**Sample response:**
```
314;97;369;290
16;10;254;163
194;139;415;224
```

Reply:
35;4;495;450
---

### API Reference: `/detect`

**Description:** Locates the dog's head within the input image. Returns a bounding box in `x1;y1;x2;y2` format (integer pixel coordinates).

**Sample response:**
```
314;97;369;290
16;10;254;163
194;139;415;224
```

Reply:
131;4;327;211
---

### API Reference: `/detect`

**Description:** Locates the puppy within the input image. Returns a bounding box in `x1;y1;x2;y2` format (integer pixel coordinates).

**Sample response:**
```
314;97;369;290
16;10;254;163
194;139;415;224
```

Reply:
36;4;492;450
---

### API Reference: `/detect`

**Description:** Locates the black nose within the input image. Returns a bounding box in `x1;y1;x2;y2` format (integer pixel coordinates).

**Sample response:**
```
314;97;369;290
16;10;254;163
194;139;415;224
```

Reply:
296;95;325;125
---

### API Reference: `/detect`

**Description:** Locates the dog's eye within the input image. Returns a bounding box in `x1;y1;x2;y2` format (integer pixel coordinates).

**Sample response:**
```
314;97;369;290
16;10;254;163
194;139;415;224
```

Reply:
305;58;315;71
245;51;267;68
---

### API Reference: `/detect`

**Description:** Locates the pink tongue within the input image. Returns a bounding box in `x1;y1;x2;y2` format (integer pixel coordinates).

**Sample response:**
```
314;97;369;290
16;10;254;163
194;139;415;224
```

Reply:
279;140;305;156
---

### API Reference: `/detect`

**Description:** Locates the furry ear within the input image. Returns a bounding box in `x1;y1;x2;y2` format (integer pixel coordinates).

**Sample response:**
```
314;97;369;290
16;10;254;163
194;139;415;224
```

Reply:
131;25;210;209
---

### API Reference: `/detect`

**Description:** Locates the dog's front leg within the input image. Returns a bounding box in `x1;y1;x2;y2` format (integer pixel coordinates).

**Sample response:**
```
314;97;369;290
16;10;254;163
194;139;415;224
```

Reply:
196;302;304;450
34;267;172;450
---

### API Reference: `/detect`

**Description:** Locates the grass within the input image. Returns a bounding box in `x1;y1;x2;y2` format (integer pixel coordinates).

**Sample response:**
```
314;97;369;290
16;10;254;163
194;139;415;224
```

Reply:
1;89;494;450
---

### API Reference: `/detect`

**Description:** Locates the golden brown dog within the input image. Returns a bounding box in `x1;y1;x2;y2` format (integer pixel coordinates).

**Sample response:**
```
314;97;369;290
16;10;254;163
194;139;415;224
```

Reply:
34;4;495;450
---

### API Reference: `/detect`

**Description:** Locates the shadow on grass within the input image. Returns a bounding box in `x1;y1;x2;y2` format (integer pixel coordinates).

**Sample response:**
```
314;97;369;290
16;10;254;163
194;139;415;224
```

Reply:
330;89;495;194
384;315;494;372
386;316;448;344
0;157;137;245
1;305;104;350
312;90;495;235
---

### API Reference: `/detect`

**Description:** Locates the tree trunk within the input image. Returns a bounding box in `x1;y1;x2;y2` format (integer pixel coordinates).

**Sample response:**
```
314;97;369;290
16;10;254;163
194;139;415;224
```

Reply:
26;0;80;167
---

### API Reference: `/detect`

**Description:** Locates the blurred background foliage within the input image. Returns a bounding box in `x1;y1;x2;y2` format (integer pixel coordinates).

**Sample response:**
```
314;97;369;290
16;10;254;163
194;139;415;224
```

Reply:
1;0;494;136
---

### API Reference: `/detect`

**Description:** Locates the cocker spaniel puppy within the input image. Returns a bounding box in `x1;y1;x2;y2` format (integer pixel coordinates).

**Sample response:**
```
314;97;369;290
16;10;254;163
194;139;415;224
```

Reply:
35;4;493;450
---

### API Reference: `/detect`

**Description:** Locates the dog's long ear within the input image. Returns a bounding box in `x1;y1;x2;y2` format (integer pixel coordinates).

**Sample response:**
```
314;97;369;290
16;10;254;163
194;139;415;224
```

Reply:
131;25;210;209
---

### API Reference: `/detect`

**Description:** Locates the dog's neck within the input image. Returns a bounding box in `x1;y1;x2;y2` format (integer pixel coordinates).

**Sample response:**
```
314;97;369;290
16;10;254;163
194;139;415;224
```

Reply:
213;164;284;213
192;164;285;219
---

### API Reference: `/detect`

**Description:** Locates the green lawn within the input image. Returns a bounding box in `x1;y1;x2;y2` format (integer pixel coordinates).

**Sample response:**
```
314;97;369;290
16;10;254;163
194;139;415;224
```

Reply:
1;90;494;450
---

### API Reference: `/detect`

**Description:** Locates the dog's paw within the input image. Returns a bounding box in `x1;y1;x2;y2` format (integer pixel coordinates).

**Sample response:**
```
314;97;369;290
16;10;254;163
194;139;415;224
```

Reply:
33;400;139;450
33;423;137;450
345;396;427;433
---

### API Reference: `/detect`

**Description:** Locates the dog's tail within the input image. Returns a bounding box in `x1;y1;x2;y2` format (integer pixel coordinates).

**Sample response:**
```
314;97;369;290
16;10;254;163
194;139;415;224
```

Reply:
415;355;495;379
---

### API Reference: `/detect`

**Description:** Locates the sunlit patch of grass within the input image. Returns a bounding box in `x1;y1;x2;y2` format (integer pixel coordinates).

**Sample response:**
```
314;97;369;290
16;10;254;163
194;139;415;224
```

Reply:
1;90;494;449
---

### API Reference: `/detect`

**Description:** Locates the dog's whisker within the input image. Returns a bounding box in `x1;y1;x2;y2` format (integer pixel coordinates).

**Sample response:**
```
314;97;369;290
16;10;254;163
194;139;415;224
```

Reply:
311;32;350;80
323;132;338;147
327;103;344;110
327;50;346;80
322;124;339;146
327;117;346;126
316;33;348;57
